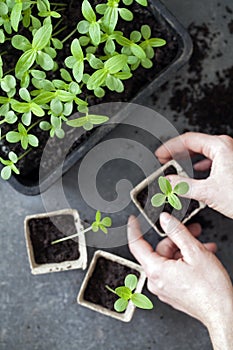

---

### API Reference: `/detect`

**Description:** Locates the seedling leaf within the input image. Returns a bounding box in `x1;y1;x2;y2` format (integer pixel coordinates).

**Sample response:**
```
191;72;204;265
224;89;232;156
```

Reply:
151;193;166;207
82;0;96;22
114;298;128;312
99;224;108;234
1;166;11;180
124;274;137;291
173;182;189;195
131;293;153;309
88;115;109;125
101;217;112;227
105;54;128;74
168;193;182;210
158;176;172;195
115;286;132;300
91;222;99;232
32;24;52;50
95;210;101;222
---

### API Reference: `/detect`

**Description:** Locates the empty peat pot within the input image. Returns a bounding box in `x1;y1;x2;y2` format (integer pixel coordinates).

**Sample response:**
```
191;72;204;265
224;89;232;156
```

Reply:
24;209;87;274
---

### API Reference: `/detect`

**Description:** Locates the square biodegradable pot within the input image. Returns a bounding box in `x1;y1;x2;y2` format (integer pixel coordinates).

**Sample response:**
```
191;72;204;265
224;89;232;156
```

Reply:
77;250;147;322
24;209;87;275
130;160;206;236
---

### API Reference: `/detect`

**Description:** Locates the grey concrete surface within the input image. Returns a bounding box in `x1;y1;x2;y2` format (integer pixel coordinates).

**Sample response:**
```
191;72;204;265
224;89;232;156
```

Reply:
1;0;233;349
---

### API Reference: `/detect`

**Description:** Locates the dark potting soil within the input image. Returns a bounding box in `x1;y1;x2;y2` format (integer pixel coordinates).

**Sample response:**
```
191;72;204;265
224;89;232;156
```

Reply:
29;214;80;264
84;257;140;311
154;20;233;137
0;0;179;182
136;165;200;233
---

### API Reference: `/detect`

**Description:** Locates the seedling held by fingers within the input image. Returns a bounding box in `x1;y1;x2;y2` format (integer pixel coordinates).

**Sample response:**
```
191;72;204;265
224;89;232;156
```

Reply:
151;176;189;210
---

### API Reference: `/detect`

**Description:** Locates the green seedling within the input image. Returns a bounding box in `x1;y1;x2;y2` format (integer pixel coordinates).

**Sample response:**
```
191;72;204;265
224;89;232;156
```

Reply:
106;274;153;312
0;0;166;180
6;122;39;150
51;211;112;245
151;176;189;210
0;151;19;180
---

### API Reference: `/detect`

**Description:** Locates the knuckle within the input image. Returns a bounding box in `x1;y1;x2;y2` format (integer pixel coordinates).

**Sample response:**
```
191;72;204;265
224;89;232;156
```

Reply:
147;279;163;297
201;178;215;204
218;134;233;143
170;225;187;239
188;241;205;258
217;135;233;151
196;178;210;201
145;265;159;281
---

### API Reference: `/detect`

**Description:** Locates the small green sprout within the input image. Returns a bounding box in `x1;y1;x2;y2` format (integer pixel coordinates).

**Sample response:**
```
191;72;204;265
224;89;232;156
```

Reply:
106;274;153;312
51;211;112;245
0;151;19;180
151;176;189;210
0;0;166;181
6;122;39;150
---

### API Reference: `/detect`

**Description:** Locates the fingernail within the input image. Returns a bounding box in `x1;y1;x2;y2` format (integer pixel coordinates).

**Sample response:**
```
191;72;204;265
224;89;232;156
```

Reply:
128;215;136;226
160;212;171;228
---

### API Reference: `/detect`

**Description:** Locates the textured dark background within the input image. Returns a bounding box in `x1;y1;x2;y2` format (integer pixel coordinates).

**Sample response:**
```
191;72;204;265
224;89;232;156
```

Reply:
1;0;233;349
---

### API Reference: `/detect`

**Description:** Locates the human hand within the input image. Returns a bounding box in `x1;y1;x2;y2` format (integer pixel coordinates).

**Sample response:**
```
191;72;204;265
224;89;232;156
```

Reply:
127;214;233;349
155;132;233;219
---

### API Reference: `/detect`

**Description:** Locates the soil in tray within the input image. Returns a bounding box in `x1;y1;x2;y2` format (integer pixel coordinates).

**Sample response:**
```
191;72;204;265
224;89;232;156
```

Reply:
0;0;178;182
84;257;140;311
136;165;200;233
28;214;80;264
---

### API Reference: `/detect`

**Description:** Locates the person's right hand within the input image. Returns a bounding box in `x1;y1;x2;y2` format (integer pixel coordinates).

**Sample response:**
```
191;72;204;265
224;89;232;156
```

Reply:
128;214;233;350
155;132;233;219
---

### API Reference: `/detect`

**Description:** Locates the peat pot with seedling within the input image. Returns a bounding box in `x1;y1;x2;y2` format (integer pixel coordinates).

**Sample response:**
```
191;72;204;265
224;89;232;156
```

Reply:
0;0;192;195
130;160;206;236
77;250;149;322
24;208;88;274
24;209;111;274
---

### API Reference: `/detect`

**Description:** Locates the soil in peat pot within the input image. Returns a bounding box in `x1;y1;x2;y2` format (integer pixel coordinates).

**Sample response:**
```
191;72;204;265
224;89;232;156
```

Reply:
84;257;140;311
136;165;200;233
0;0;179;181
28;214;80;264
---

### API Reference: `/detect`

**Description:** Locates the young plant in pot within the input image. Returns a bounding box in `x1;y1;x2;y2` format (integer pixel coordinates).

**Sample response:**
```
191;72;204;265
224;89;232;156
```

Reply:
51;210;112;244
24;209;112;274
130;160;206;236
77;250;151;322
24;208;88;274
0;0;187;195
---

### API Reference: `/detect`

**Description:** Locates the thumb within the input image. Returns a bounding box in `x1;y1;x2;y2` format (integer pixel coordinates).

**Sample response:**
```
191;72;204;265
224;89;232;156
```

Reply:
166;174;208;203
160;212;203;264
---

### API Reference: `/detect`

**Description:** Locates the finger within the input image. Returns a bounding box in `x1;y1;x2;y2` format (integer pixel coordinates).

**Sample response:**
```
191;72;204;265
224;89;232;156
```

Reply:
156;223;201;259
156;237;179;259
193;159;212;171
127;216;165;271
159;212;204;264
155;132;220;162
165;174;208;202
203;242;217;253
187;223;202;237
174;242;217;260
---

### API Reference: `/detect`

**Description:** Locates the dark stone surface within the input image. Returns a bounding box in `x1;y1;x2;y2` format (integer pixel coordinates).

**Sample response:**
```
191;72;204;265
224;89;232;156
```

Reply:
1;1;233;349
